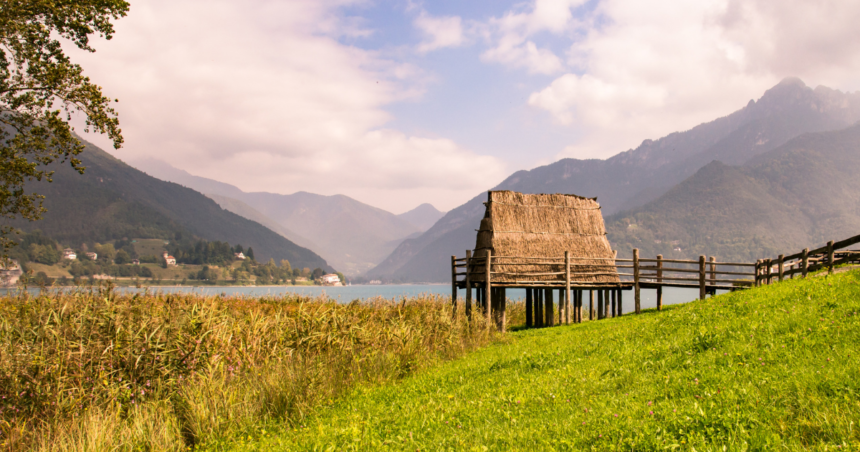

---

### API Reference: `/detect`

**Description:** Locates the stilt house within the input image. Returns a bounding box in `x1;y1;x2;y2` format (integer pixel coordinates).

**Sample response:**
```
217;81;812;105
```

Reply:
469;190;619;286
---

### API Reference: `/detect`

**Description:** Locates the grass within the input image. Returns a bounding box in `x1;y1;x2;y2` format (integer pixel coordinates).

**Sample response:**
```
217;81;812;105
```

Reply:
239;269;860;451
0;289;501;450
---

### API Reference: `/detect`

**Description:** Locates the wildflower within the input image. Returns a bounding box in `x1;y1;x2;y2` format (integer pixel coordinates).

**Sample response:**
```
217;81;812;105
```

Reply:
649;411;654;415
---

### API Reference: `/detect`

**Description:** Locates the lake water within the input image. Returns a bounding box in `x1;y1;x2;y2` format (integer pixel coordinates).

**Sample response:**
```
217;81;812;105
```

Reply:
2;284;713;314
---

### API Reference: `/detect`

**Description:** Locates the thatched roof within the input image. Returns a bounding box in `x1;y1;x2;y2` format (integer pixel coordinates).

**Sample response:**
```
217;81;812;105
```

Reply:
470;191;619;285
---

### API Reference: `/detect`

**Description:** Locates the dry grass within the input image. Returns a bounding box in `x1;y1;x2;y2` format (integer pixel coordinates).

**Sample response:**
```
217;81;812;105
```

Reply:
0;285;499;450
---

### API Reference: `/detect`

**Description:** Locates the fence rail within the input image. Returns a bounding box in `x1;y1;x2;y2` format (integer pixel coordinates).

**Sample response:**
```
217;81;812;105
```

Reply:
451;232;860;331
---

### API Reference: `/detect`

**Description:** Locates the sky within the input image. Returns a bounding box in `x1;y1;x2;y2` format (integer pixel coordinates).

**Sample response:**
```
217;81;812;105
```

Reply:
70;0;860;214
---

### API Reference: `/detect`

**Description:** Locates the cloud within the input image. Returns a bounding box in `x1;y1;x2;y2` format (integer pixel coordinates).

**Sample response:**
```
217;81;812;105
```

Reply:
68;0;507;212
479;0;588;75
523;0;860;159
414;11;464;53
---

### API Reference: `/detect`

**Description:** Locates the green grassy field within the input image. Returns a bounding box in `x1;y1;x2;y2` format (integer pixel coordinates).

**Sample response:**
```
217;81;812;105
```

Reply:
237;270;860;451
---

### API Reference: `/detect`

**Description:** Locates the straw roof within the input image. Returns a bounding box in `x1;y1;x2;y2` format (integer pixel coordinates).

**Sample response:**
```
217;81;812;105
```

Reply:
470;191;619;285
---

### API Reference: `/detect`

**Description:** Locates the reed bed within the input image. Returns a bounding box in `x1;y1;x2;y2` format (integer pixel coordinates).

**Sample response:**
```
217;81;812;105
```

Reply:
0;286;503;451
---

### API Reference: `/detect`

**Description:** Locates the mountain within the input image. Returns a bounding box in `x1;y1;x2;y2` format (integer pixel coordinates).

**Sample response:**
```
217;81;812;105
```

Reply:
397;203;445;231
7;141;332;271
368;78;860;282
131;160;420;276
607;123;860;262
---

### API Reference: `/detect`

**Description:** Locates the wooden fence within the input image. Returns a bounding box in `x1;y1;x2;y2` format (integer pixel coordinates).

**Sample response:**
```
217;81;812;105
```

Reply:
451;232;860;331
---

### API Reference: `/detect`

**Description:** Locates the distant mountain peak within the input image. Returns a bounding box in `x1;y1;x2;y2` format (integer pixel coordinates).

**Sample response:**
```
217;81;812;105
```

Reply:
397;203;445;232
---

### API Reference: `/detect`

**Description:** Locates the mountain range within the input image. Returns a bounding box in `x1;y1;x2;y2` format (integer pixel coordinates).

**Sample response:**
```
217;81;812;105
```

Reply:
366;78;860;282
7;142;332;271
130;160;444;276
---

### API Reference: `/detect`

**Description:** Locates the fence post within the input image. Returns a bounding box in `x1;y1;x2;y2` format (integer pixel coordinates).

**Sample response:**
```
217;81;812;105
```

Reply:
765;258;772;285
633;248;641;314
754;260;760;287
656;254;663;311
485;250;492;329
828;240;835;275
778;254;784;282
565;251;571;325
451;256;457;319
699;255;706;300
709;256;716;291
802;248;809;278
465;251;472;321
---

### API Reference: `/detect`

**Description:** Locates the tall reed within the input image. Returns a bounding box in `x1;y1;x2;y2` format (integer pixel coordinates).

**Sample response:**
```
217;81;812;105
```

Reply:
0;287;500;450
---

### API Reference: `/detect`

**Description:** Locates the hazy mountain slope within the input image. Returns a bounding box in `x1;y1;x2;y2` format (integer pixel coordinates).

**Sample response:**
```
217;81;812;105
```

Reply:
205;193;320;251
397;203;445;231
607;124;860;262
369;78;860;282
130;161;421;276
240;192;419;276
8;142;332;270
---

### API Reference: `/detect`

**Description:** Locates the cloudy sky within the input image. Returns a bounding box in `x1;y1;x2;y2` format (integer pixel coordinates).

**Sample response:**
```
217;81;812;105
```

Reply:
71;0;860;213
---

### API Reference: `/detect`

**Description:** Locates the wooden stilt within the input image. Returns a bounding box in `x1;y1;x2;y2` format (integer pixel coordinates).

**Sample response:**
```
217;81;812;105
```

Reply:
610;289;616;318
451;256;457;319
499;288;507;332
545;289;554;327
699;255;707;300
565;251;571;325
535;289;543;327
465;251;472;321
597;290;604;319
525;288;533;327
485;250;493;329
589;290;595;320
617;289;623;317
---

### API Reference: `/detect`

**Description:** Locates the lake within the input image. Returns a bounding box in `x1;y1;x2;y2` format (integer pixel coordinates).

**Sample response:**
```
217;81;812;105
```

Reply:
2;284;712;314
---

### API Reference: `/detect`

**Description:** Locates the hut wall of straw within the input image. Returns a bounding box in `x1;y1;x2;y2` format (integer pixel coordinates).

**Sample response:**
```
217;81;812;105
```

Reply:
470;191;619;285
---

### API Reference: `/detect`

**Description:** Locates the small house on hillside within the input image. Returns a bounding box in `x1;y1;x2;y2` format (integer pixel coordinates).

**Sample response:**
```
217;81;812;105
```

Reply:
320;273;342;286
62;248;77;260
162;251;177;266
0;260;22;287
85;252;98;261
131;259;140;265
234;252;246;260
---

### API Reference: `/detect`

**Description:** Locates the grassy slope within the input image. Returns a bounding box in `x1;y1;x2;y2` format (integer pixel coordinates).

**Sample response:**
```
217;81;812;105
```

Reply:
243;270;860;451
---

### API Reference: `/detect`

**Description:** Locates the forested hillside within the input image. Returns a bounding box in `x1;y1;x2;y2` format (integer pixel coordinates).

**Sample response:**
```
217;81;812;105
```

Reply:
6;141;332;271
607;124;860;261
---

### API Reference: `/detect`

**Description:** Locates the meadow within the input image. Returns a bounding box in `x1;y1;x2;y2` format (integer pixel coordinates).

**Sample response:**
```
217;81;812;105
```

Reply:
242;269;860;451
0;288;504;451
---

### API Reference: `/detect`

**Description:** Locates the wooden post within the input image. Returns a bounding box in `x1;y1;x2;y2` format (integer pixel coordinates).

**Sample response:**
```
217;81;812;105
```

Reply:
485;250;492;329
828;240;835;275
709;256;716;291
656;254;663;311
616;289;622;317
754;260;760;287
565;251;571;325
633;249;641;314
778;254;784;282
765;258;772;285
499;288;507;332
589;290;595;320
535;288;543;327
451;256;457;319
525;288;533;327
604;289;610;319
802;248;809;278
610;289;616;318
790;263;795;279
597;290;604;319
698;255;706;300
465;251;472;321
575;290;582;323
545;289;554;327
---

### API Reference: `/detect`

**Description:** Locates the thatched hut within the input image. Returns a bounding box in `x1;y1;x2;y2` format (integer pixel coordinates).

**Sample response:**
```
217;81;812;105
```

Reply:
470;190;619;286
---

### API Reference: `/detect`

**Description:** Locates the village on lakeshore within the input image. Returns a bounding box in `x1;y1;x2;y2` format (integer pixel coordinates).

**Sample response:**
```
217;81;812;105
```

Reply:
0;234;345;288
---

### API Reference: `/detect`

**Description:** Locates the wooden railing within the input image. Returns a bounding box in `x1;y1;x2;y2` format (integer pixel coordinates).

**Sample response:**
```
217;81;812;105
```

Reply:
754;234;860;285
451;232;860;330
